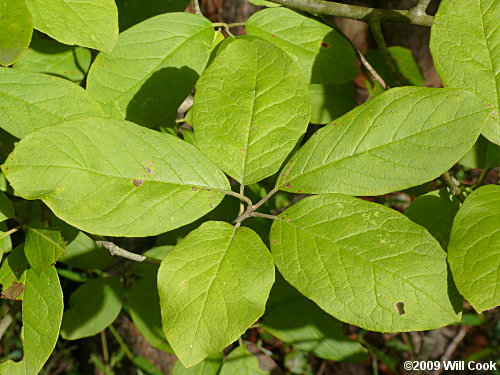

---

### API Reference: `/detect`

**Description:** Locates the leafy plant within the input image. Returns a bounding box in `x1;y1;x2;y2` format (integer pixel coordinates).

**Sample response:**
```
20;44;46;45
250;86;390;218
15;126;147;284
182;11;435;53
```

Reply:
0;0;498;373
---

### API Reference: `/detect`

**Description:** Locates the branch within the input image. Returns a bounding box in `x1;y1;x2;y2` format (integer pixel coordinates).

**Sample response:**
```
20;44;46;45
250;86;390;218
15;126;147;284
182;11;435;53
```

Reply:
369;19;404;86
193;0;202;16
266;0;434;26
224;189;254;208
355;47;388;89
96;241;161;265
439;172;466;203
234;188;279;226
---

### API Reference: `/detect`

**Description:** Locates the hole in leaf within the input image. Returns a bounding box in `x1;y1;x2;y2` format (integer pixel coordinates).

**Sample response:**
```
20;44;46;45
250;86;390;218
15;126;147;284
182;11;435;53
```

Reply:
396;301;405;315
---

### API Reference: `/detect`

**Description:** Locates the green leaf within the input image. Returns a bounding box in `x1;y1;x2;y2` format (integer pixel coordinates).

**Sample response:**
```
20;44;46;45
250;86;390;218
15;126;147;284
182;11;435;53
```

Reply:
270;194;462;332
430;0;499;144
171;353;223;375
158;221;275;367
13;34;92;83
0;191;14;223
128;278;172;352
448;185;500;311
219;345;269;375
2;117;230;236
25;0;118;52
59;231;114;270
24;228;66;274
309;83;356;125
87;13;214;129
0;68;105;139
263;274;367;361
0;0;33;66
61;277;124;340
246;7;358;84
277;87;491;195
405;189;460;248
193;38;310;185
0;266;63;375
116;0;191;31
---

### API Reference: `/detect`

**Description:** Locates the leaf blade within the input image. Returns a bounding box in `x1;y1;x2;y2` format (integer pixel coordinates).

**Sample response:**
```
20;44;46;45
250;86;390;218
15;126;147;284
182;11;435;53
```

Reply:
0;68;104;139
430;0;499;144
246;7;358;84
25;228;67;274
448;184;500;311
193;38;310;185
277;87;491;195
25;0;118;52
0;266;63;375
2;117;230;236
270;194;462;332
0;0;33;66
61;277;124;340
158;221;275;367
87;12;214;129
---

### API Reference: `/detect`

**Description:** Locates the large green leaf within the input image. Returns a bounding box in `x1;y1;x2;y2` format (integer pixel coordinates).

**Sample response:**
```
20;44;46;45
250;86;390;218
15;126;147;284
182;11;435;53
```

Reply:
116;0;191;31
13;34;92;83
0;266;63;375
61;277;124;340
277;87;491;195
87;13;214;129
25;0;118;52
263;274;367;361
2;117;230;236
448;185;500;311
405;188;460;248
0;0;33;66
430;0;499;144
193;38;310;185
128;278;171;352
0;68;104;139
219;345;269;375
158;221;275;367
246;7;358;84
24;228;67;274
270;194;462;332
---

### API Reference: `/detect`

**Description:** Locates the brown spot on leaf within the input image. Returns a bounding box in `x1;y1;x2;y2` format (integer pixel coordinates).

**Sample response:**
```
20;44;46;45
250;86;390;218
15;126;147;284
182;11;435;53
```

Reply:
285;183;292;188
271;239;277;244
271;34;277;38
133;179;143;187
320;41;329;48
2;282;24;300
145;167;153;175
192;186;198;191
